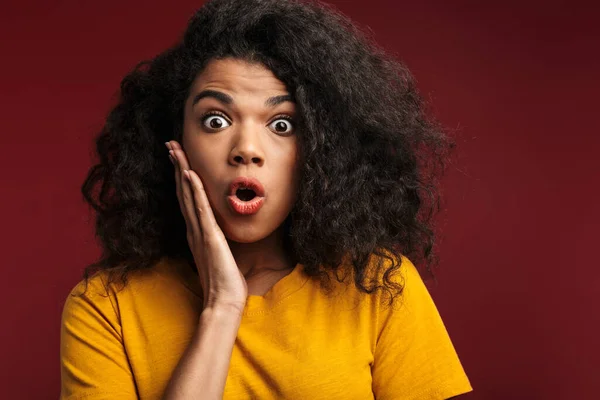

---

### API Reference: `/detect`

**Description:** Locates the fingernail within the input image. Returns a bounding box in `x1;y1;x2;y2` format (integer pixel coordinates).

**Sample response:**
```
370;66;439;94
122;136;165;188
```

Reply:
164;142;171;150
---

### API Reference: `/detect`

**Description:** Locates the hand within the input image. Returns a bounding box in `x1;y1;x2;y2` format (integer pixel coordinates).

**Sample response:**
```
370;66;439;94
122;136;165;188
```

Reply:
166;140;248;314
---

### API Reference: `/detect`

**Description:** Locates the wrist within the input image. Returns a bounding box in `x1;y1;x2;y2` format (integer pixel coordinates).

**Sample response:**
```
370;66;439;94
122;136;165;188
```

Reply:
202;301;246;320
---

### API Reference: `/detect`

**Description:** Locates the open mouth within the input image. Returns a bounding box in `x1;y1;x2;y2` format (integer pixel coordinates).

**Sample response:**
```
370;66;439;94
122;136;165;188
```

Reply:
236;188;257;202
228;177;265;215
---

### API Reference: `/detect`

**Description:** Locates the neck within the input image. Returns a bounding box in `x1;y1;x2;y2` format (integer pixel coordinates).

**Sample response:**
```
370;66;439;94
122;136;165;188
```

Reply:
227;226;295;279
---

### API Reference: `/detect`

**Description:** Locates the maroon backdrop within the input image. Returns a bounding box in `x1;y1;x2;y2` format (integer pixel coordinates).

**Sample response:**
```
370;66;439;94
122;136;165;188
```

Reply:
2;1;598;399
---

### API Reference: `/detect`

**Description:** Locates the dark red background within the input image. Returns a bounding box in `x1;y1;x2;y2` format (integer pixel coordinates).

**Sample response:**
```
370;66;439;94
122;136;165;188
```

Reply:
2;1;598;399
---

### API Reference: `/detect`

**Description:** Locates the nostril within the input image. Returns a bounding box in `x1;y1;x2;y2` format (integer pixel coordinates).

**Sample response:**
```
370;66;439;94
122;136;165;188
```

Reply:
231;155;262;164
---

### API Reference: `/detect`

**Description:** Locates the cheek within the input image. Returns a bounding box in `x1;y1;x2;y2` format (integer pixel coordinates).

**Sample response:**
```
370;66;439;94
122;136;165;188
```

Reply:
280;156;300;204
182;129;211;173
181;139;222;197
189;153;218;191
286;144;300;185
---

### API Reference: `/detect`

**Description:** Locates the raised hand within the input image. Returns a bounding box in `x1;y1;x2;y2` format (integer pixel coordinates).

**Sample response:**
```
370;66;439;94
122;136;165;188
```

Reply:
166;140;248;314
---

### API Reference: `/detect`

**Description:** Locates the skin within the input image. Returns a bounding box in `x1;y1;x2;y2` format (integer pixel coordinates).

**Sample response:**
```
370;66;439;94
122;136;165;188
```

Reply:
163;58;464;399
181;57;299;293
162;58;302;398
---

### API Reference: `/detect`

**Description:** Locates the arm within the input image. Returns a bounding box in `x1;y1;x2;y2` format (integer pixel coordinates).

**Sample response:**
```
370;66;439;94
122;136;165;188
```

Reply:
60;281;138;399
60;284;245;400
162;306;242;399
161;142;248;399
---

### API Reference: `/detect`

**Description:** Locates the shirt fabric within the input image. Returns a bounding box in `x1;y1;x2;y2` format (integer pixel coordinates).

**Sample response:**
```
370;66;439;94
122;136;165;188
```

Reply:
60;255;473;399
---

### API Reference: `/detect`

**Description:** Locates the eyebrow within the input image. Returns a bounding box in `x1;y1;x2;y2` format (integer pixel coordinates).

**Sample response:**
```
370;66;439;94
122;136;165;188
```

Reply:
191;89;294;108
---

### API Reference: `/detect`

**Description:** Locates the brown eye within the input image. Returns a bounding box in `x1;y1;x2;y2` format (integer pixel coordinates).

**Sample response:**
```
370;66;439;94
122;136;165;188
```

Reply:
202;114;230;130
268;117;294;135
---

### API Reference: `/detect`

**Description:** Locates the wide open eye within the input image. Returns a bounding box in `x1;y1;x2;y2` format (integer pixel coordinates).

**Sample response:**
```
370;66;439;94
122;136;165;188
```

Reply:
268;117;294;135
202;113;231;130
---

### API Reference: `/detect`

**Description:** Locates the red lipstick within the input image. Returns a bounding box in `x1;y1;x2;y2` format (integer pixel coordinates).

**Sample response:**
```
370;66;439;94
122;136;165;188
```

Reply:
227;177;266;215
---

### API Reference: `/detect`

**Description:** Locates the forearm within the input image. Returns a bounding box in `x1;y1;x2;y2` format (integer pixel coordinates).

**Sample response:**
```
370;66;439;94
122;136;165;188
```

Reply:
162;306;243;399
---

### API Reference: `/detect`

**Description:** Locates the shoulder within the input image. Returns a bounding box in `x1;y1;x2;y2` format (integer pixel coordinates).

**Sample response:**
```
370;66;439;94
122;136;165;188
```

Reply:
350;251;448;346
62;257;197;325
365;251;437;318
360;250;419;281
368;253;474;398
359;250;423;302
62;268;118;323
313;252;423;322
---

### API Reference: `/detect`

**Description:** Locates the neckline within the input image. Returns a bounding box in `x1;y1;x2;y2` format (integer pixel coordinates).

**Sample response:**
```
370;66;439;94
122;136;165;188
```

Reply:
168;257;309;315
244;262;307;315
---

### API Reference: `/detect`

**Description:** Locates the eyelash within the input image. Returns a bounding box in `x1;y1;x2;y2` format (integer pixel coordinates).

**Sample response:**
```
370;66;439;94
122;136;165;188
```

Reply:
200;111;295;133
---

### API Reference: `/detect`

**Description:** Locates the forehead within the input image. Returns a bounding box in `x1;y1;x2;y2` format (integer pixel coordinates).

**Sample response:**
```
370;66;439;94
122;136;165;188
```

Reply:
190;58;288;95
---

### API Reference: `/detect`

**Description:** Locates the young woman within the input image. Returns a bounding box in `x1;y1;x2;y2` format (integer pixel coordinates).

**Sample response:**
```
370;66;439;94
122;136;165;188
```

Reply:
60;0;472;398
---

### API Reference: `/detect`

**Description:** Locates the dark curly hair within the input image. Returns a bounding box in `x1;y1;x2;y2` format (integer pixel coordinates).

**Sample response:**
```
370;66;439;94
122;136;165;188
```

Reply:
80;0;453;302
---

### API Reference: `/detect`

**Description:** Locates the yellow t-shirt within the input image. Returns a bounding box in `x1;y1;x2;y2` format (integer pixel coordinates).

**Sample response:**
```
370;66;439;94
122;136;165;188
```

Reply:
60;255;472;399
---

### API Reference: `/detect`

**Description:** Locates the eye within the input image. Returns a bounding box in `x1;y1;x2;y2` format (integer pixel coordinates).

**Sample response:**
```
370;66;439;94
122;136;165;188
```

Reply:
201;112;231;131
268;116;295;135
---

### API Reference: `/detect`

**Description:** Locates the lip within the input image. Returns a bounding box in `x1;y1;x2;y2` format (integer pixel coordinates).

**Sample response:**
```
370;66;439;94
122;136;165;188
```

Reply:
228;177;266;197
227;196;265;215
227;176;266;216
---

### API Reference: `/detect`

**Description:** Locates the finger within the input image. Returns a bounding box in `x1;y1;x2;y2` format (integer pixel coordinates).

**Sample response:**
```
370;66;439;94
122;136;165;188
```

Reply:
166;141;182;197
170;149;182;204
169;140;182;151
170;142;196;209
168;147;185;220
185;169;222;240
171;141;192;170
169;141;195;208
168;142;200;239
172;146;202;238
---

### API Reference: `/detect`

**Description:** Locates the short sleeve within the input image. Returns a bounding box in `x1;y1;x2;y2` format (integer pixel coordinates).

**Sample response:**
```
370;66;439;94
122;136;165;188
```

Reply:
371;257;473;400
60;276;138;399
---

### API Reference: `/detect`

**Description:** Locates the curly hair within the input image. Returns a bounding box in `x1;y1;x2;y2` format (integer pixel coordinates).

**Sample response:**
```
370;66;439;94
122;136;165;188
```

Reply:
80;0;453;302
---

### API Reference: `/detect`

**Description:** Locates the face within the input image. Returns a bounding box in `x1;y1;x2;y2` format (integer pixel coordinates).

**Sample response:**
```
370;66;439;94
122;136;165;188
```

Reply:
182;58;299;243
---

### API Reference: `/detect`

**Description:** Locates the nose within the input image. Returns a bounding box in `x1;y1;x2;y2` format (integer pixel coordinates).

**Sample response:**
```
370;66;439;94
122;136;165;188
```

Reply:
228;124;265;167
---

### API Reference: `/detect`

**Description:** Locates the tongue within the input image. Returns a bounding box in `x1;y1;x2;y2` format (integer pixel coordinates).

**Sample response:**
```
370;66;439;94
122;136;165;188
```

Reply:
236;188;256;201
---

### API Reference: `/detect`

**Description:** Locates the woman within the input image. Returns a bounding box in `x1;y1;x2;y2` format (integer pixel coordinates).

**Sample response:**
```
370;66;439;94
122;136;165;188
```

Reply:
60;0;473;398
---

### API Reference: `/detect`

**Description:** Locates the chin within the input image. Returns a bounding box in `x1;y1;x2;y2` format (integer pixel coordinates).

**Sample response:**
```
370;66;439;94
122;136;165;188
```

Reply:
212;201;289;244
220;220;273;244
